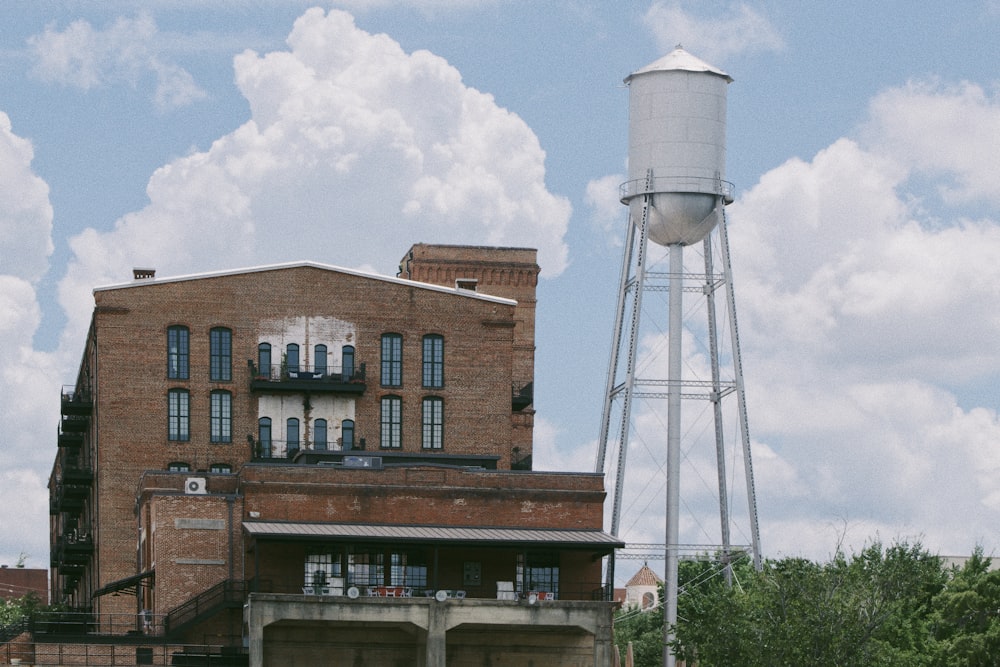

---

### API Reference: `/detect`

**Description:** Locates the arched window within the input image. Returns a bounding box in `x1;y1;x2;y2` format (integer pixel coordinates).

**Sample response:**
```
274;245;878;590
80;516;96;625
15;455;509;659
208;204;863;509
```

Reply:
258;343;272;378
380;396;401;448
314;419;328;451
422;397;443;449
314;344;328;376
210;327;232;382
258;417;272;458
341;345;355;381
341;419;355;450
210;390;232;443
287;417;300;453
642;592;656;609
380;334;402;387
210;463;232;474
167;326;189;379
167;389;190;441
286;343;300;374
167;462;190;472
422;335;444;388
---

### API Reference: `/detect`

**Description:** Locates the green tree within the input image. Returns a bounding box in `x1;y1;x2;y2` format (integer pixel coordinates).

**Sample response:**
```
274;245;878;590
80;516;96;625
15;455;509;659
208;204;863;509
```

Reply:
929;548;1000;666
613;594;664;667
0;592;43;627
662;541;944;666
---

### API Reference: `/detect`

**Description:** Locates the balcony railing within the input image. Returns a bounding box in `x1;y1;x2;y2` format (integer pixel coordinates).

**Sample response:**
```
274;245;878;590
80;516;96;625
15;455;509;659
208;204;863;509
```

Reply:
249;575;607;603
512;381;533;411
50;484;88;517
57;422;85;448
248;361;366;394
249;438;366;461
61;385;93;416
3;642;247;667
61;415;90;433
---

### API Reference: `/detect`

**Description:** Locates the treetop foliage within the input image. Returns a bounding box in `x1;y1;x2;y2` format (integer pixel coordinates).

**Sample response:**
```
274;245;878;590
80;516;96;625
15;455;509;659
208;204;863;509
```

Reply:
614;542;1000;667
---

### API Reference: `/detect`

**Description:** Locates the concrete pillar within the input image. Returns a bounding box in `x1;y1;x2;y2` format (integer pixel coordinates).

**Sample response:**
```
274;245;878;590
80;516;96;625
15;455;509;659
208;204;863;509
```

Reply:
424;600;448;667
248;609;266;667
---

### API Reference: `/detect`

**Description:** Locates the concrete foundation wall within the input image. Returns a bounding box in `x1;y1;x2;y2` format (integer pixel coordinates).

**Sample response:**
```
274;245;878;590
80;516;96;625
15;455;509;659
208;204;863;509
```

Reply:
246;594;615;667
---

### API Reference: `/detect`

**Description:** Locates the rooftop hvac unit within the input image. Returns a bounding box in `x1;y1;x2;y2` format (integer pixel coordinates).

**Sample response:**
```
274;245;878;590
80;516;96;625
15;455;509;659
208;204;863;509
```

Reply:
185;477;207;495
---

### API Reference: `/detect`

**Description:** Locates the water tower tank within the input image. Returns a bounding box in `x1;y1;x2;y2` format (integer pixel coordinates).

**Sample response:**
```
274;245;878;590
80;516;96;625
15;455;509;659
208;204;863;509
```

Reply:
622;47;732;246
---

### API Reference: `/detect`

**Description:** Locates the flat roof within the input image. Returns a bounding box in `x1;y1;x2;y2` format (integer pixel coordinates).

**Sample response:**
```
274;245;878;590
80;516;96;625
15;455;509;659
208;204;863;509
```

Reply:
244;521;624;550
93;260;517;306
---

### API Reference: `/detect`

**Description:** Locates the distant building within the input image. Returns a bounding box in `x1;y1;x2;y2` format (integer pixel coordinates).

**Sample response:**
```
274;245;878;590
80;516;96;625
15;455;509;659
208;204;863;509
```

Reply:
39;244;622;666
0;566;47;602
623;563;662;611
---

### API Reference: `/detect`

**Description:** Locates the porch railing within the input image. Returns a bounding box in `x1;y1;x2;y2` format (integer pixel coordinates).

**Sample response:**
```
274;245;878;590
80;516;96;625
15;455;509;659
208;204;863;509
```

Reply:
249;575;607;602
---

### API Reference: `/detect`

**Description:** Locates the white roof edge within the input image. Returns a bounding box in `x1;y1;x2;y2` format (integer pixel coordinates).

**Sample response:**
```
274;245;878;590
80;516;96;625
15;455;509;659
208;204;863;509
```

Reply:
93;260;518;306
625;46;732;83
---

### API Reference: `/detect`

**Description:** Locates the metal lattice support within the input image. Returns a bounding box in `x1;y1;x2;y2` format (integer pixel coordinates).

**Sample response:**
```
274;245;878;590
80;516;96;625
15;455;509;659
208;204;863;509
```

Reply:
595;193;763;606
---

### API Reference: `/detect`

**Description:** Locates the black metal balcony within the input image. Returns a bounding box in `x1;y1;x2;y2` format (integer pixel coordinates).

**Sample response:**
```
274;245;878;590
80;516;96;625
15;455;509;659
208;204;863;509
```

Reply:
249;438;365;461
248;361;367;395
55;532;95;566
63;464;94;488
61;414;90;433
57;428;84;449
51;481;87;516
61;385;93;416
512;381;533;411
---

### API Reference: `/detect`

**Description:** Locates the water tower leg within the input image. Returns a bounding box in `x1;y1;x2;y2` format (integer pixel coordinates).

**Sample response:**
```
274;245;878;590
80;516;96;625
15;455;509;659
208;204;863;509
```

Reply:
718;210;763;571
663;242;683;667
704;231;733;587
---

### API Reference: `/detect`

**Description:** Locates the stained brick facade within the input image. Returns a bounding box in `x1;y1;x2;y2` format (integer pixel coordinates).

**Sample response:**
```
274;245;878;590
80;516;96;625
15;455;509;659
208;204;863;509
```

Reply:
47;244;620;666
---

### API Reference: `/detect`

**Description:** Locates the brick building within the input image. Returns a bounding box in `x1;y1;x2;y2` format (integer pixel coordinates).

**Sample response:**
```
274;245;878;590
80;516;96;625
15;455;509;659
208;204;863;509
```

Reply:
0;566;47;602
42;244;622;666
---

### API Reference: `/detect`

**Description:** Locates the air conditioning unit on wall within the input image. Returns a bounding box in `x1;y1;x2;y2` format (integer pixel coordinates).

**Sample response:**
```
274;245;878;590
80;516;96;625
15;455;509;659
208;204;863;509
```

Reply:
185;477;207;495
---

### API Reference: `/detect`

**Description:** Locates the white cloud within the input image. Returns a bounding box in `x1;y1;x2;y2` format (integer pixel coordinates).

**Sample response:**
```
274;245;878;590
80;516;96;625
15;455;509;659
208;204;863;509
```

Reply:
644;1;785;65
0;114;59;568
864;79;1000;205
584;173;626;244
57;7;571;354
28;14;206;110
724;79;1000;560
0;112;53;282
326;0;496;10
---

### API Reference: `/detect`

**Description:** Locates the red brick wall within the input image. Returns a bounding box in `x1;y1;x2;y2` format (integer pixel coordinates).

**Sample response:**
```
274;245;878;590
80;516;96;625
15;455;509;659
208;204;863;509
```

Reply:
0;567;47;601
81;260;533;612
398;244;540;466
240;465;605;529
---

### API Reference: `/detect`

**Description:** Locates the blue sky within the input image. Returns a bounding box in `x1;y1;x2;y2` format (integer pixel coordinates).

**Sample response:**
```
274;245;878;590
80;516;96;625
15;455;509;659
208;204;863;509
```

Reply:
2;1;1000;587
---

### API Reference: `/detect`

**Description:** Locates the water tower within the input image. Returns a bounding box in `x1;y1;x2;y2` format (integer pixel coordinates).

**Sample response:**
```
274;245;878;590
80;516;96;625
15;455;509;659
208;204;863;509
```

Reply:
594;47;761;666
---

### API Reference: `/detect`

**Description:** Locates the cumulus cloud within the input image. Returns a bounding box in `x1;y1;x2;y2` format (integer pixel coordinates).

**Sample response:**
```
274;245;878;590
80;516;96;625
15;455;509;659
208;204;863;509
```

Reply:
0;113;58;567
863;79;1000;205
726;79;1000;558
584;173;626;244
588;76;1000;563
58;8;570;353
644;1;785;65
0;113;53;282
28;14;206;110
